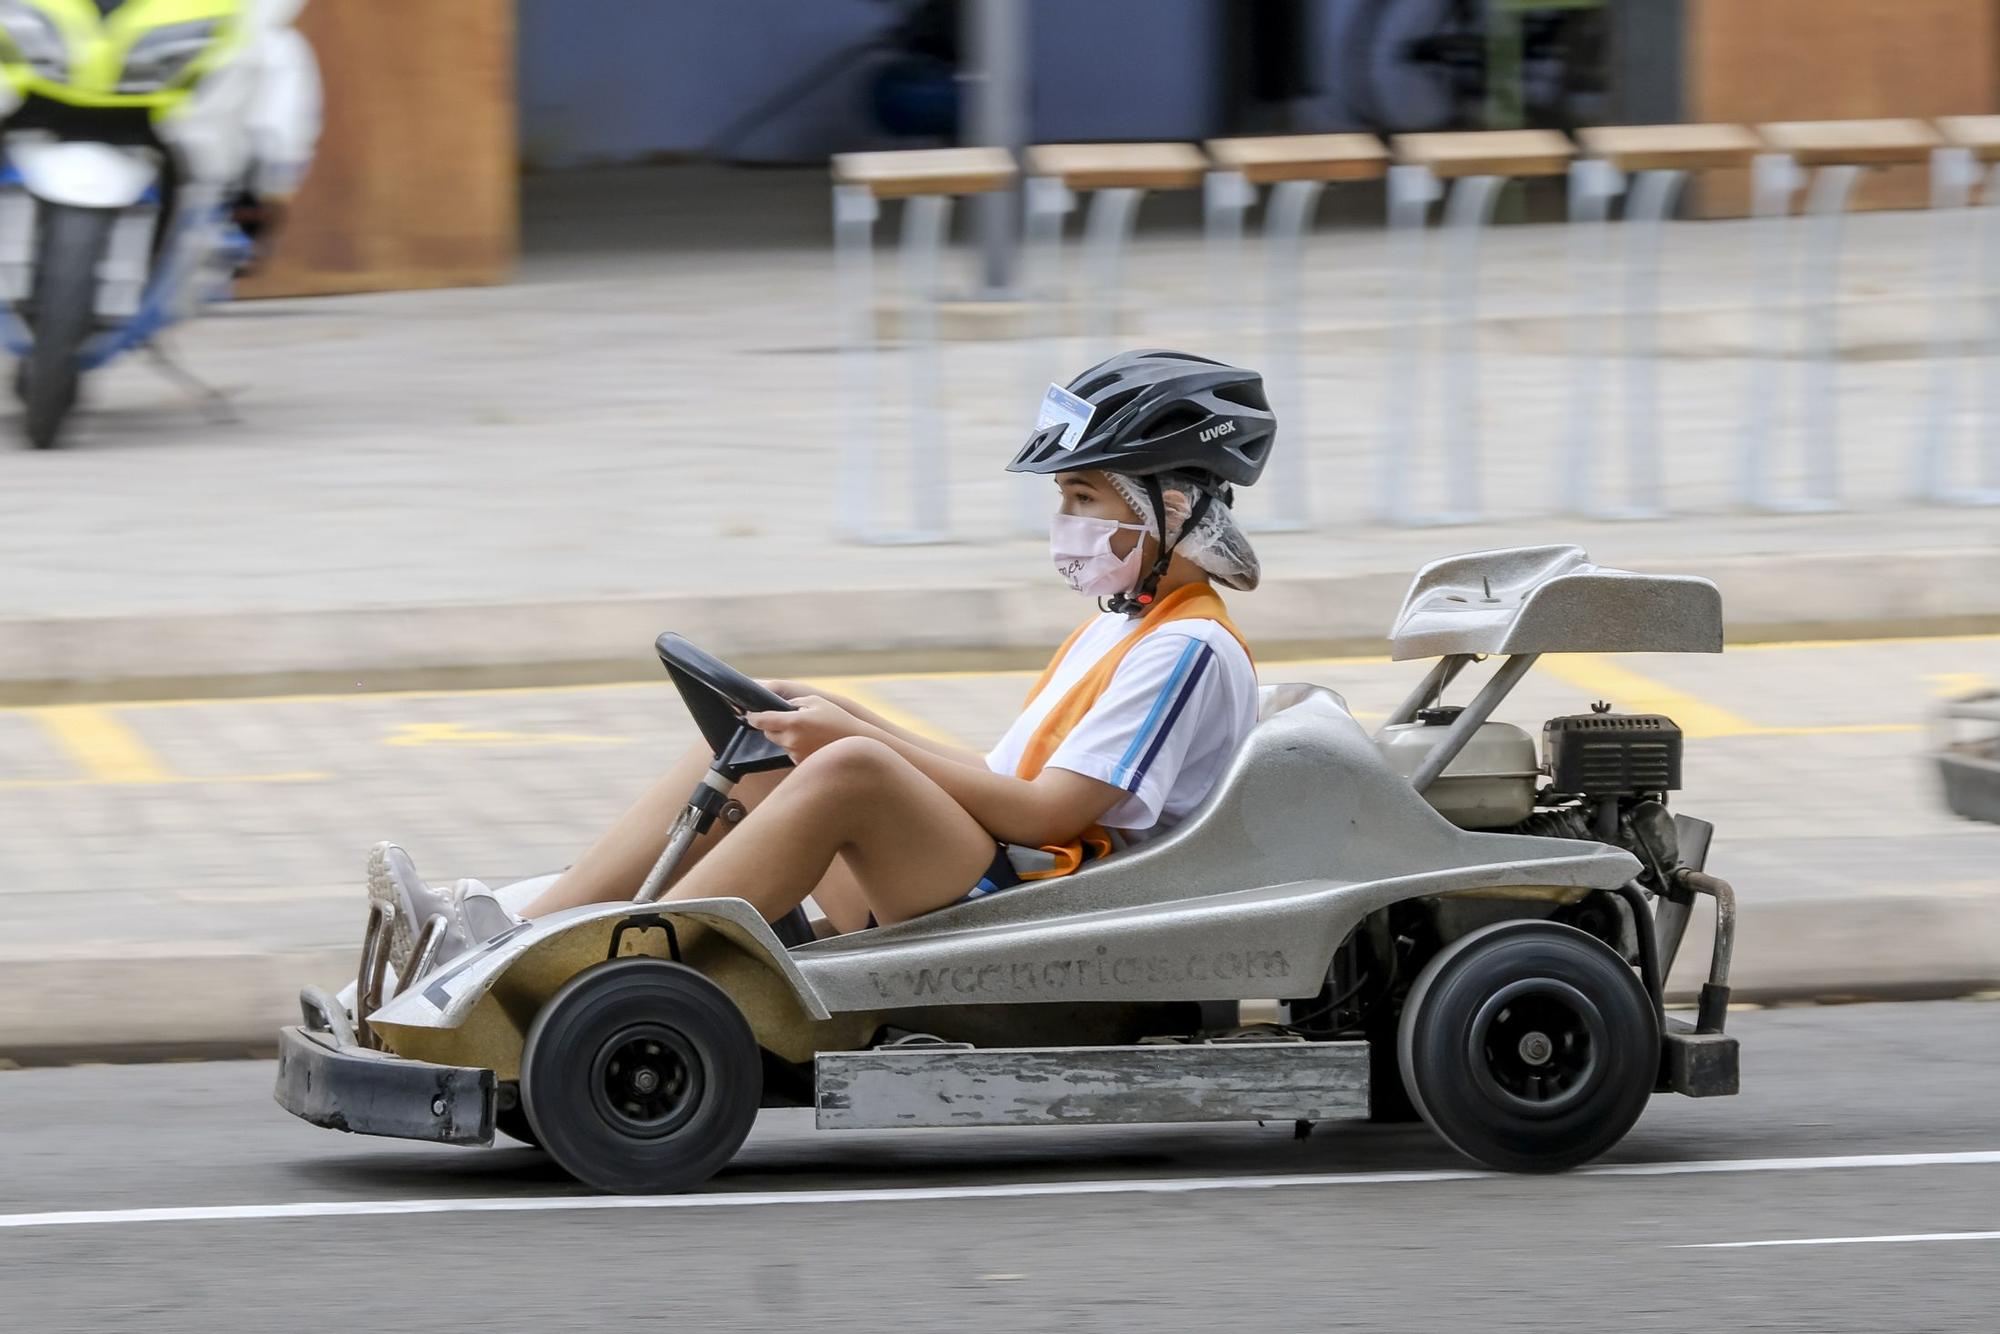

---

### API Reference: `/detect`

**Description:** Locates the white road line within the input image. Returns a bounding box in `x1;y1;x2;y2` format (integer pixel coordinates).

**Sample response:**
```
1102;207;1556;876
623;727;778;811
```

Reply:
3;1149;1997;1233
1681;1231;2000;1250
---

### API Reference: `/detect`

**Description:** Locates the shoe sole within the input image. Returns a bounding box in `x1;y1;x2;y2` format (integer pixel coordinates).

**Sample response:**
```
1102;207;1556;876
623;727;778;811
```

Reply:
365;841;417;973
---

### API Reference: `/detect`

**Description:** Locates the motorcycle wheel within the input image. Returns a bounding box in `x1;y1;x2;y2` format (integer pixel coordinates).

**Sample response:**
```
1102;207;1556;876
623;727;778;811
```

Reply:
23;204;116;450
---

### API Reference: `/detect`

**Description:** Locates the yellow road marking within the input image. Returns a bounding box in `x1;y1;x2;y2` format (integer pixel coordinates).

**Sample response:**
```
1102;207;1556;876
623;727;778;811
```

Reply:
1927;673;1991;698
1738;724;1922;737
1537;656;1757;738
26;705;175;783
1;630;1994;718
836;681;962;747
1728;632;2000;653
0;771;327;791
382;722;632;748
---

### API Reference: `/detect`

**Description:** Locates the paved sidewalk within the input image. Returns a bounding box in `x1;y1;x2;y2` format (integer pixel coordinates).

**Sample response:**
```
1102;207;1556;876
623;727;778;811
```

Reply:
1;169;1998;690
4;636;1998;1054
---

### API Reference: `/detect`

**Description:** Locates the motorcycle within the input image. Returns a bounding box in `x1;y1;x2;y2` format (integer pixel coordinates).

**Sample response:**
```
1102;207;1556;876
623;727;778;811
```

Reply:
0;0;318;448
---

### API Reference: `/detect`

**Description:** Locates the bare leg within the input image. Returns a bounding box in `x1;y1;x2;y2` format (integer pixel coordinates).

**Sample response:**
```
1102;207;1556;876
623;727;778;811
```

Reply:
664;736;997;932
519;740;790;918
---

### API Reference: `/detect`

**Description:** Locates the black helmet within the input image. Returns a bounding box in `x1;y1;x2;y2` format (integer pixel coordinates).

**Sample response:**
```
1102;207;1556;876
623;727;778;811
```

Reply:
1006;349;1275;487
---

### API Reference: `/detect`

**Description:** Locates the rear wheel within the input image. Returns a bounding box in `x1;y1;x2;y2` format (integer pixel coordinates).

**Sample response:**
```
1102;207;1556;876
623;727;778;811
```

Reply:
22;204;115;449
521;958;761;1194
1399;920;1657;1172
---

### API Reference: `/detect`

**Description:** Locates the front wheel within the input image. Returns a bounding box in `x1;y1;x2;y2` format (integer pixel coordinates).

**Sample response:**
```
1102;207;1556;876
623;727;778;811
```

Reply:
521;958;761;1194
1399;920;1658;1173
22;204;116;449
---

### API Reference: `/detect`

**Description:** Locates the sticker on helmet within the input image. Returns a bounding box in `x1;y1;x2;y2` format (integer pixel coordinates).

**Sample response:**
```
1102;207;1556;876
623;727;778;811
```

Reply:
1036;383;1096;452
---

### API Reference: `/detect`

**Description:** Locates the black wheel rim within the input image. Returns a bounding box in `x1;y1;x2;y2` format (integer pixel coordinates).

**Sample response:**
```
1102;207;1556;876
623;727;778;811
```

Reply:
1465;978;1605;1118
587;1023;704;1138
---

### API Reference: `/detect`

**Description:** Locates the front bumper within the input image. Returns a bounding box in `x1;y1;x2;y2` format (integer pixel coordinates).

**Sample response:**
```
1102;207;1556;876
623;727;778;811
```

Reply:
273;1025;496;1146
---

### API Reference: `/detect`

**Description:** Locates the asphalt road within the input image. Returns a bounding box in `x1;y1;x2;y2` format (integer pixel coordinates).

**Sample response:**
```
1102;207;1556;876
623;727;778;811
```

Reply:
2;1001;1996;1332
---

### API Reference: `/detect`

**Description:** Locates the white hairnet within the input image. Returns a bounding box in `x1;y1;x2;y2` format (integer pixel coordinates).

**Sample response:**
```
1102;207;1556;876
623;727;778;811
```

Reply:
1103;471;1261;592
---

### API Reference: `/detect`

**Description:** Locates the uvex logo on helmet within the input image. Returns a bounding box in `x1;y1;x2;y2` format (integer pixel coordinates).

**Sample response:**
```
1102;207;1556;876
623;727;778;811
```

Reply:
1199;420;1238;443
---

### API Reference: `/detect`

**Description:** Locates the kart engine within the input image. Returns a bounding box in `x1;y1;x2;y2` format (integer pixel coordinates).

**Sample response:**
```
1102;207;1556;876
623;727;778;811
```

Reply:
1503;707;1687;887
1380;703;1687;878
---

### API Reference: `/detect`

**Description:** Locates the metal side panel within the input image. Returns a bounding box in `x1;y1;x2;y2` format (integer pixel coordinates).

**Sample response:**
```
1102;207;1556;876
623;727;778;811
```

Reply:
815;1041;1369;1130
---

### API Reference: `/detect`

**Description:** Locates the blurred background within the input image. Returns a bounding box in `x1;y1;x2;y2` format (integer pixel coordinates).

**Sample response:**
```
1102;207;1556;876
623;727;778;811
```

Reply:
3;2;1999;1330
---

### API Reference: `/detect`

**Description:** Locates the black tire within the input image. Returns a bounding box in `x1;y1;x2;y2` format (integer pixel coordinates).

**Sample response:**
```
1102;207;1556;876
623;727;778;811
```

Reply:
1398;920;1657;1173
1366;1020;1421;1124
521;958;761;1194
22;204;115;450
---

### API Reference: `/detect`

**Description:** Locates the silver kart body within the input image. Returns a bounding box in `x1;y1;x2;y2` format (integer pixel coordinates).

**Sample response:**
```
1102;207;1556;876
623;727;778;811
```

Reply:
373;684;1637;1039
278;544;1740;1162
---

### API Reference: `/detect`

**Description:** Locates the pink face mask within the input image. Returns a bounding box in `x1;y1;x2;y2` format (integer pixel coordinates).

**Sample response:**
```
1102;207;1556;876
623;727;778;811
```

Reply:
1049;512;1148;597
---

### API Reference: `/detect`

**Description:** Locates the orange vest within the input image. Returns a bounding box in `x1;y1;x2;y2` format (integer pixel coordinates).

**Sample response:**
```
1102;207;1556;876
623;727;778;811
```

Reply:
1011;582;1252;879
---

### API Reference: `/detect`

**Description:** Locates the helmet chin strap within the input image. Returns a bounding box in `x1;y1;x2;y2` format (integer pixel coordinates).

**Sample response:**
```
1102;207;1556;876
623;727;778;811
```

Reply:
1103;474;1216;616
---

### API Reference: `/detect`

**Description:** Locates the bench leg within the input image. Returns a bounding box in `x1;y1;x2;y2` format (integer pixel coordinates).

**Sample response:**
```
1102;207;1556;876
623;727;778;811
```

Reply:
1794;163;1860;512
1615;167;1685;521
834;183;880;542
1081;185;1145;353
1438;173;1502;524
1740;152;1804;510
896;193;953;544
1920;146;1978;504
1205;170;1255;359
1019;175;1076;534
1975;163;2000;501
1257;177;1326;531
1563;158;1623;517
1383;164;1442;525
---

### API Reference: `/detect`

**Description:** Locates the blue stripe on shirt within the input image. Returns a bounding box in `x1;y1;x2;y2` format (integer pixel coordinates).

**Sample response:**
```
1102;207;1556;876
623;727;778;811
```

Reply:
1112;637;1205;785
1112;640;1216;792
1127;646;1215;791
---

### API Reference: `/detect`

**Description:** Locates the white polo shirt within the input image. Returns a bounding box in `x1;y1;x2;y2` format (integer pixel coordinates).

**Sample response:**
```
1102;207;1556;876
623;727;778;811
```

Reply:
985;612;1258;841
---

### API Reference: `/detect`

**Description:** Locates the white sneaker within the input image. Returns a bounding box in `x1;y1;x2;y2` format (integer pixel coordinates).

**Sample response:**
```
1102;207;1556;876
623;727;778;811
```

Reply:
365;842;455;973
454;882;525;945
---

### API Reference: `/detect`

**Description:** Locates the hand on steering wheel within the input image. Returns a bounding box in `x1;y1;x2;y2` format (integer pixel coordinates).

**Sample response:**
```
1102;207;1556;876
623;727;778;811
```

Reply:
655;633;797;772
743;694;871;763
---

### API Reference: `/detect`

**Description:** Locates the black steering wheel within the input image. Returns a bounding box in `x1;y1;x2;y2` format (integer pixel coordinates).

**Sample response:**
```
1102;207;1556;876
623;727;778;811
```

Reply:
654;633;796;777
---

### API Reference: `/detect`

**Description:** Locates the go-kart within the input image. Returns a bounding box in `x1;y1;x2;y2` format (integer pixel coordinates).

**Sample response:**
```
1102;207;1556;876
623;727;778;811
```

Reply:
275;544;1740;1193
1935;690;2000;824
